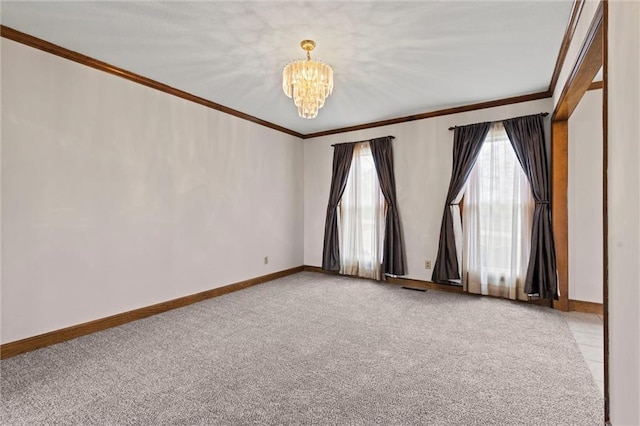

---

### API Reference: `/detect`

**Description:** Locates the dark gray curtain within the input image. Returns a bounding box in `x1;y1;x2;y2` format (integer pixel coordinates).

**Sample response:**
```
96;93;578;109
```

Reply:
321;143;355;271
503;114;558;299
370;136;406;276
431;122;491;283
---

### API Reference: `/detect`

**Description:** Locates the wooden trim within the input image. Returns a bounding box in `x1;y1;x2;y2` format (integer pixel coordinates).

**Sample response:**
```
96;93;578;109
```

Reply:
302;91;551;139
602;0;609;421
550;3;608;419
304;267;571;308
549;0;586;94
2;25;555;141
303;267;565;304
527;297;555;308
551;0;604;314
303;265;464;293
588;80;604;91
553;2;604;121
552;120;570;312
384;276;465;294
0;25;304;139
568;299;604;315
303;265;336;274
0;266;304;360
301;0;589;141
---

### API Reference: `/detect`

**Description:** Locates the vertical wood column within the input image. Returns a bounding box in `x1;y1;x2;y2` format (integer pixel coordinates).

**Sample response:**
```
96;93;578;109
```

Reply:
552;120;569;312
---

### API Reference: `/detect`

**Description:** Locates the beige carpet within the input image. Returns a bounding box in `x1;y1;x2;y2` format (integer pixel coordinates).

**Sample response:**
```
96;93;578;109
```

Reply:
0;272;603;425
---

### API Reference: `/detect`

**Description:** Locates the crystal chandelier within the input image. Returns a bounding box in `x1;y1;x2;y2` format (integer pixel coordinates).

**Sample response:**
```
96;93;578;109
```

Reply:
282;40;334;119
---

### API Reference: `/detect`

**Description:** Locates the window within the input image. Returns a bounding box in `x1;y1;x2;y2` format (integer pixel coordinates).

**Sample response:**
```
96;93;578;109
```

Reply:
338;142;387;280
462;122;534;300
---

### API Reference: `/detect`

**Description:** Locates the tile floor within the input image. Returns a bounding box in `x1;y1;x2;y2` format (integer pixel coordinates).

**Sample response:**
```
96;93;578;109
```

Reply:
562;311;604;396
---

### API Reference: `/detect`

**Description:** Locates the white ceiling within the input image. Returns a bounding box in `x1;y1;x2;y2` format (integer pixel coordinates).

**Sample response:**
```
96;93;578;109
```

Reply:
1;1;573;135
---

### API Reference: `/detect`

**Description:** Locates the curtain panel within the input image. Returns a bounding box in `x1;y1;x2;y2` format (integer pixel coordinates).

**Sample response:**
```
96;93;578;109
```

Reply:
370;136;406;276
321;143;355;271
462;122;535;301
432;122;491;283
503;114;558;299
339;142;387;280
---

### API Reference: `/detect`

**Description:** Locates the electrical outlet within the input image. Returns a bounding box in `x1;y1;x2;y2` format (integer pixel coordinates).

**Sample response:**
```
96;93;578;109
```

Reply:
425;260;432;269
264;256;269;265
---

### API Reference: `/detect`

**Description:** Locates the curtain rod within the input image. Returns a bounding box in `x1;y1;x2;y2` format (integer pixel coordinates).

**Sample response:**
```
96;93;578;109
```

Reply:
331;135;395;147
448;112;549;131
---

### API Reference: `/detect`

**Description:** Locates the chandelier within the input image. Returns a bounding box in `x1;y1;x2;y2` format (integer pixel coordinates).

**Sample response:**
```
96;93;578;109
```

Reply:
282;40;334;119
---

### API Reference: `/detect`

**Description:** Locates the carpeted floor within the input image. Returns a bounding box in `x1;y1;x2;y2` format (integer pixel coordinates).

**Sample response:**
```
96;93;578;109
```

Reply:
0;272;603;425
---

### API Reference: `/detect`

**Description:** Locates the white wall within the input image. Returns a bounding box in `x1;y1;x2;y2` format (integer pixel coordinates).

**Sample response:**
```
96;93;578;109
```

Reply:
608;1;640;424
304;98;552;281
568;89;603;303
1;39;304;344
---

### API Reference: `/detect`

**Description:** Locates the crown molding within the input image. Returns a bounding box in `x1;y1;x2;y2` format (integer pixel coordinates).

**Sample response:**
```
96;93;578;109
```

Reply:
302;91;551;139
0;25;305;139
4;17;583;140
552;1;604;121
548;0;586;95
